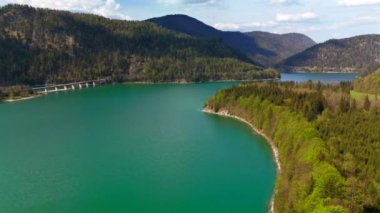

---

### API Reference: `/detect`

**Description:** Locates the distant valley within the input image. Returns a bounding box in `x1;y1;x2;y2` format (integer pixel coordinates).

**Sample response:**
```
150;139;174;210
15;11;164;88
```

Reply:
148;15;316;67
149;15;380;75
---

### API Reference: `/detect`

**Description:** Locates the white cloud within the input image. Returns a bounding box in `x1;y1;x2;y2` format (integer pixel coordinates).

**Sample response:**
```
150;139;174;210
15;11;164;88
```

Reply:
157;0;180;4
269;0;299;6
92;0;129;19
214;21;278;31
4;0;130;19
276;12;318;22
157;0;219;6
338;0;380;6
213;23;240;30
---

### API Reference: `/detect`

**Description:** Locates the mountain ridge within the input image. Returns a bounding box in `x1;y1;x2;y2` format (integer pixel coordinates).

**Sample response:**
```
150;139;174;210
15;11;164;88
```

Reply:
245;31;316;66
278;34;380;74
0;4;278;86
148;14;316;67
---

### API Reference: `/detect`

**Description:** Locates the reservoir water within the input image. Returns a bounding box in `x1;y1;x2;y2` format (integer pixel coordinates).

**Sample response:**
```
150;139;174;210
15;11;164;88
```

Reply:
0;73;356;212
281;72;357;83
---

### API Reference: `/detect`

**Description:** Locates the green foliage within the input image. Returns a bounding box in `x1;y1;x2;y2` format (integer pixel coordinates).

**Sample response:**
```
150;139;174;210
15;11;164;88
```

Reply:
363;95;371;110
316;110;380;212
350;91;377;102
339;95;350;113
142;57;276;82
303;162;346;212
0;85;34;101
281;35;380;74
354;70;380;95
246;31;316;66
205;81;380;212
313;162;345;199
0;4;279;86
149;15;316;67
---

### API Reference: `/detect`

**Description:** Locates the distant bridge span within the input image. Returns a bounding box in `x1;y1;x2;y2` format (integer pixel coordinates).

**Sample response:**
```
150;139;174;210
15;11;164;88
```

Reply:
32;79;107;94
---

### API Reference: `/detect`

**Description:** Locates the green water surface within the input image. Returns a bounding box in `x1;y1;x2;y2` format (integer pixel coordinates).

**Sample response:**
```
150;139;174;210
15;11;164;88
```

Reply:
0;83;276;213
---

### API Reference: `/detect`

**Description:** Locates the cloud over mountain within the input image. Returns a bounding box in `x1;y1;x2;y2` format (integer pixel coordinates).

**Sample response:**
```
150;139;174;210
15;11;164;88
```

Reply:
269;0;300;6
157;0;220;5
276;12;318;22
3;0;130;19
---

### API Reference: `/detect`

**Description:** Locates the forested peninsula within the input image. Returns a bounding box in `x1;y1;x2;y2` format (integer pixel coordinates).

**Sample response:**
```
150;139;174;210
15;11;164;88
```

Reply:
205;77;380;212
0;4;279;101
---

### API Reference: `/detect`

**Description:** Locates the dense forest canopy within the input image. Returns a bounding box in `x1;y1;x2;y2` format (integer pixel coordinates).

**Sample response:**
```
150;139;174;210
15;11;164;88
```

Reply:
0;4;279;88
148;14;316;67
279;35;380;74
205;80;380;212
245;31;316;66
354;70;380;95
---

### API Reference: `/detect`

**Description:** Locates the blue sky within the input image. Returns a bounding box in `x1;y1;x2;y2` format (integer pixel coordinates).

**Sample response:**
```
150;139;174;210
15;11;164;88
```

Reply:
2;0;380;42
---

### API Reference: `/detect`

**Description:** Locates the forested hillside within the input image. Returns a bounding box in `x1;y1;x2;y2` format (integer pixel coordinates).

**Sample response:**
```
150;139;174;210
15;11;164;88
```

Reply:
245;31;316;66
0;4;278;87
148;15;315;67
279;35;380;74
205;81;380;212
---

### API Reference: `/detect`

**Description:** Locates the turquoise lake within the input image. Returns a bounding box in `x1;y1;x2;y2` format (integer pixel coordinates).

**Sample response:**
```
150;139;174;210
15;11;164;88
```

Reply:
0;73;356;212
281;72;357;83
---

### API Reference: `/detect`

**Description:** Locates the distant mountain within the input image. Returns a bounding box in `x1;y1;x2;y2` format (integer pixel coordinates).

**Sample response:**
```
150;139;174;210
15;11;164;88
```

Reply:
0;5;278;86
279;35;380;74
245;31;316;66
148;15;316;66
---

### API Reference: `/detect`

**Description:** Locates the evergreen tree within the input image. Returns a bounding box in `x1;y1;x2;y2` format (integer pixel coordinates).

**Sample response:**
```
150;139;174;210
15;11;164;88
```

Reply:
364;95;371;111
205;81;380;212
0;4;279;86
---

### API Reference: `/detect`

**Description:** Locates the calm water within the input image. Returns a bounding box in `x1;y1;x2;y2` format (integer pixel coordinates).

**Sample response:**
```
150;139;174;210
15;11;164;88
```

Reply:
281;72;357;83
0;83;276;213
0;73;356;213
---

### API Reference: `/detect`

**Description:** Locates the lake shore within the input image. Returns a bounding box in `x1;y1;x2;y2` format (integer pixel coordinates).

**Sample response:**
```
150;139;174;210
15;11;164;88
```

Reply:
203;107;281;213
2;95;41;103
123;78;280;85
288;71;356;74
1;79;280;104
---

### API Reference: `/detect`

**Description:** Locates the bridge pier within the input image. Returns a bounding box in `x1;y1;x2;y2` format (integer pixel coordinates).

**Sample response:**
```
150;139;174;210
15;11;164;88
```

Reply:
33;79;106;94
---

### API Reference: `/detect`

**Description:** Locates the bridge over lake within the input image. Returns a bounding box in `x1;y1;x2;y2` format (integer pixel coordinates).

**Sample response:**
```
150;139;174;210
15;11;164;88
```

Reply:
32;79;107;94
